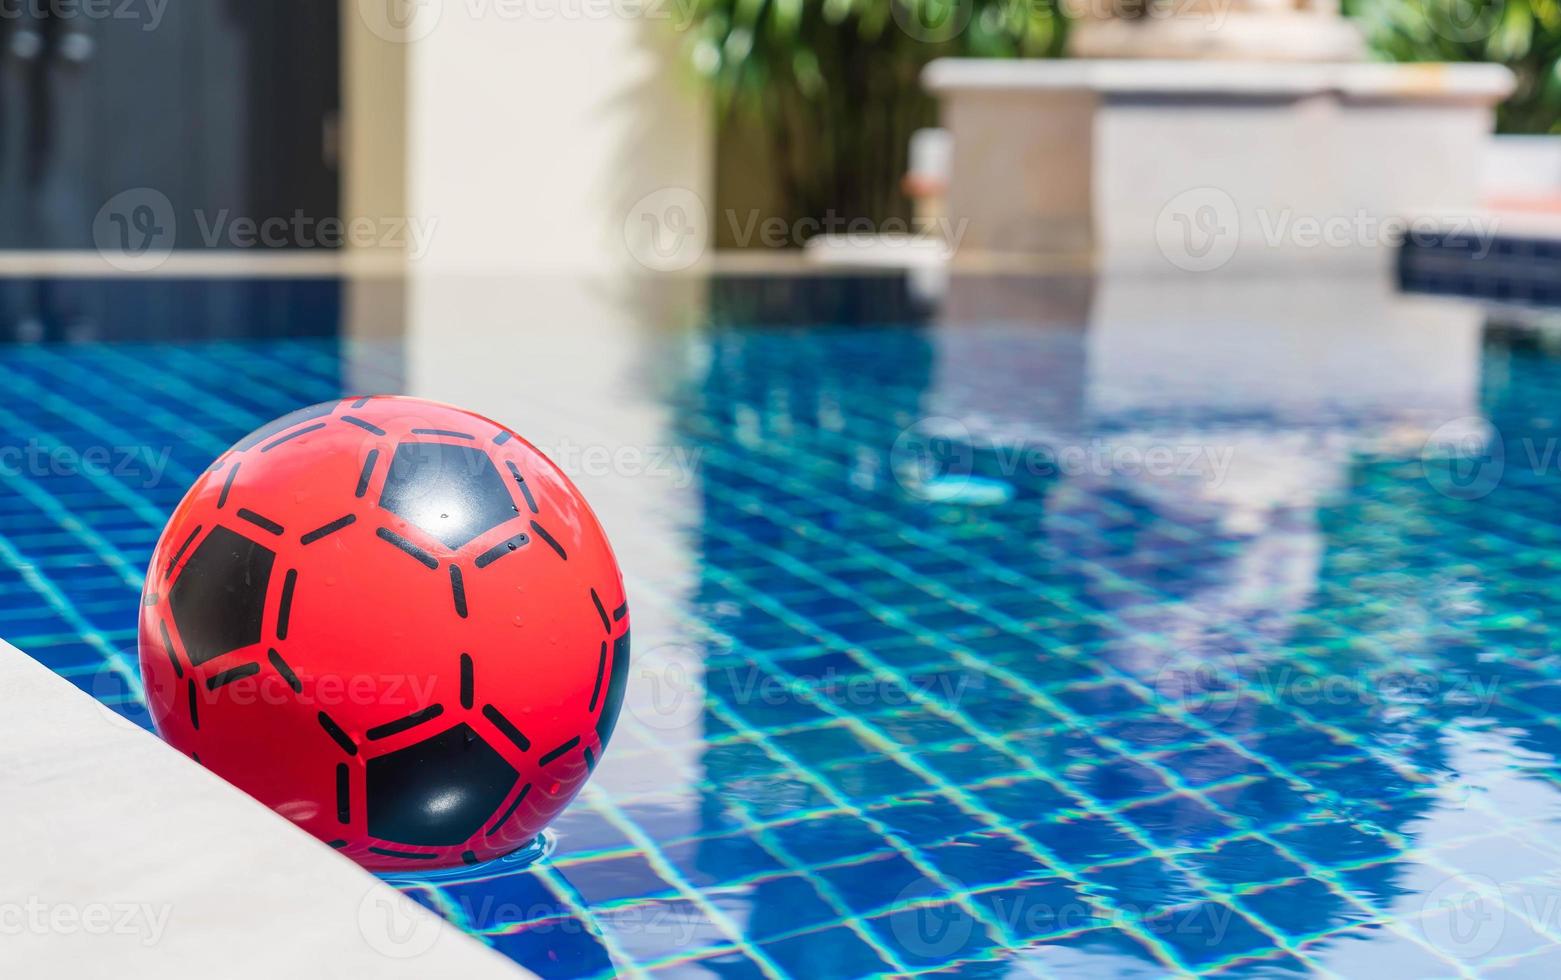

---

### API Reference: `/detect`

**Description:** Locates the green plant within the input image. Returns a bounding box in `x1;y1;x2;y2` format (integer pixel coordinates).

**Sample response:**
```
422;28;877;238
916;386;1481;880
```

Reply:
690;0;1559;240
1347;0;1561;133
687;0;1067;236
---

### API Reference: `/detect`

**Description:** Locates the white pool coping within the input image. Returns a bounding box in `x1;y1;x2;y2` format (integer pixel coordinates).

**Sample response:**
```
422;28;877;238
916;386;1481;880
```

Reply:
922;58;1516;103
0;639;530;979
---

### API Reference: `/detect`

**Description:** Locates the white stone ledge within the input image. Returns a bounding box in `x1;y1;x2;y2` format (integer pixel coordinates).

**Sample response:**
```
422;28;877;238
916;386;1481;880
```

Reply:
0;639;529;979
923;58;1516;104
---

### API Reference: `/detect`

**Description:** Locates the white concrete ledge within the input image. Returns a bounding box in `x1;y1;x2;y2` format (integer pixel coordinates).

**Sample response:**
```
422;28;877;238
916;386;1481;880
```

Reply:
0;640;528;979
0;250;402;279
923;58;1516;103
923;57;1514;265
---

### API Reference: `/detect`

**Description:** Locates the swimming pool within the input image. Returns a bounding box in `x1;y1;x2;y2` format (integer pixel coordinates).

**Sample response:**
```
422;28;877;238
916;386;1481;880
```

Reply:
4;271;1561;977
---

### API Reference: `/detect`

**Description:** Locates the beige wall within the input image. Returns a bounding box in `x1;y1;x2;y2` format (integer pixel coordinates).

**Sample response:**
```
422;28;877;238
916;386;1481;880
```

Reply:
341;5;408;247
341;0;711;274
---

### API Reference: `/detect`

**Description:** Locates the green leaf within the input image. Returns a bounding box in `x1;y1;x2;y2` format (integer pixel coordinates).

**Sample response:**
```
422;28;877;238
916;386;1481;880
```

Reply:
771;0;803;40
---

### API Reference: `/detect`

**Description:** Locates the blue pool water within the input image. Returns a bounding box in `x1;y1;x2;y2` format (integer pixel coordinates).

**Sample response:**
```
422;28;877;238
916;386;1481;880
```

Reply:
4;274;1561;977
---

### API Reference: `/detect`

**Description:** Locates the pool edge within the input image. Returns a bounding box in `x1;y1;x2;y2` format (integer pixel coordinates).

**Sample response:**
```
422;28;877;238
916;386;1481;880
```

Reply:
0;638;532;978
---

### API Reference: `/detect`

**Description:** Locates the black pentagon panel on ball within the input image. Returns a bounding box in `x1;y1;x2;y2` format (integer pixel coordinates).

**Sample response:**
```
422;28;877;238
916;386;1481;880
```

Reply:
377;441;518;549
595;630;632;750
366;722;520;847
230;401;339;451
168;525;277;667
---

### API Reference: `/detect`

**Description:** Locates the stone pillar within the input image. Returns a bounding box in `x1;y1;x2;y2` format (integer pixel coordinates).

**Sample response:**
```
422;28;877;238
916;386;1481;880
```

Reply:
341;0;711;274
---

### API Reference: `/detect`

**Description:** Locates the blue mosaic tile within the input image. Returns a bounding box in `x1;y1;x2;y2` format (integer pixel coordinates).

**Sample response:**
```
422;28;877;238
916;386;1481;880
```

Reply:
8;289;1561;978
758;924;894;978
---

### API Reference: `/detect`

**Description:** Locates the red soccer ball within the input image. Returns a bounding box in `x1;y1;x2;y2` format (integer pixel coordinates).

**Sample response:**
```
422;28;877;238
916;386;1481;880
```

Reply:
137;396;630;870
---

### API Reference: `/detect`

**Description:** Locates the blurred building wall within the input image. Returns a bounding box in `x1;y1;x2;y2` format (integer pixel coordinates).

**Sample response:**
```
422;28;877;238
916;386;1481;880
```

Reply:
342;1;710;274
